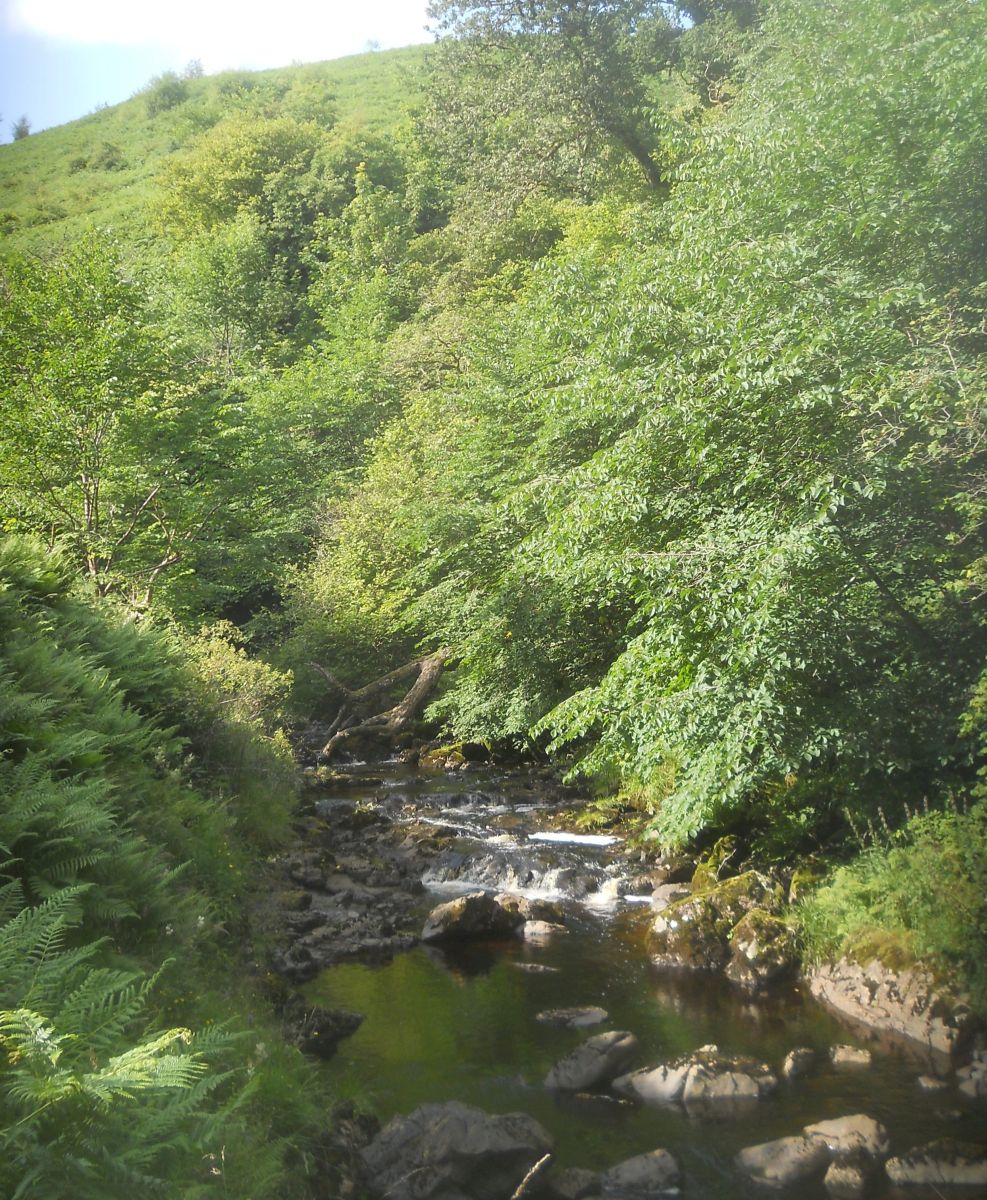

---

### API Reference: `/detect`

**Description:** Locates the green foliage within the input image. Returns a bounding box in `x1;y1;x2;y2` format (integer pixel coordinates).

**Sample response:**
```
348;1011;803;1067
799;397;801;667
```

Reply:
799;799;987;1013
143;71;189;117
293;0;986;856
0;537;321;1197
0;46;427;254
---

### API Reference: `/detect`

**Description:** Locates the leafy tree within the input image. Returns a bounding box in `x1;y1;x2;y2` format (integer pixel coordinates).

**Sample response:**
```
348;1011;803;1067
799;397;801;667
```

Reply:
0;235;263;608
422;0;679;214
11;115;30;141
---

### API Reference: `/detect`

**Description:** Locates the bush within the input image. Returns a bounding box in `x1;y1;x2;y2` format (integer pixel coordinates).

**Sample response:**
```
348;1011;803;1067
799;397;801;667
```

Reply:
799;798;987;1013
145;71;189;117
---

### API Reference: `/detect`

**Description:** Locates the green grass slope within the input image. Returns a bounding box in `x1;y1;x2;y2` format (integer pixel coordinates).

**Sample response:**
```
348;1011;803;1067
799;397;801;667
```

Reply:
0;43;428;252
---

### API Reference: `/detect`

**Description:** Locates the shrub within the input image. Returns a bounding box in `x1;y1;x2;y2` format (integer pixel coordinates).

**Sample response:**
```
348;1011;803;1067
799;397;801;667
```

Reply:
799;798;987;1013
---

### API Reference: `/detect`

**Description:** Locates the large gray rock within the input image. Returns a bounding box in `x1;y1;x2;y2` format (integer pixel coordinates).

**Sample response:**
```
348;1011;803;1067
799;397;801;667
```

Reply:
613;1062;691;1106
808;958;975;1060
421;891;525;942
885;1139;987;1188
736;1135;831;1188
725;910;799;992
545;1031;639;1091
601;1149;681;1198
614;1045;775;1118
360;1101;553;1200
681;1062;762;1117
804;1114;890;1161
651;872;782;972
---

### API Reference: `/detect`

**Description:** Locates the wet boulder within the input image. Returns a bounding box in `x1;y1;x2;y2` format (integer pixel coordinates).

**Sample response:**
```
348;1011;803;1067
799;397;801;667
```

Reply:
651;871;782;972
614;1045;776;1118
613;1061;691;1106
956;1054;987;1099
885;1139;987;1188
804;1114;890;1162
830;1045;872;1070
823;1150;875;1199
736;1135;831;1188
282;994;364;1059
524;920;569;940
725;910;800;992
781;1047;815;1081
421;891;525;942
601;1149;681;1198
360;1101;553;1200
545;1030;640;1091
651;883;691;912
495;892;566;924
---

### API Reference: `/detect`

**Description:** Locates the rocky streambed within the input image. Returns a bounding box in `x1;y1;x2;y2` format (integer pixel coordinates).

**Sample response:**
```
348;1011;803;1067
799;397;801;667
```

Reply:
261;760;987;1199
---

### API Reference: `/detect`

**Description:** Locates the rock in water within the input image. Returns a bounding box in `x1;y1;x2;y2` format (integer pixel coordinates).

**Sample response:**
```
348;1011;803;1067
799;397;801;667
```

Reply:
736;1135;831;1187
601;1149;680;1197
614;1045;776;1118
361;1101;553;1200
725;910;799;992
536;1007;609;1029
885;1139;987;1188
781;1047;815;1080
545;1031;640;1091
421;890;526;942
829;1045;872;1070
803;1114;890;1161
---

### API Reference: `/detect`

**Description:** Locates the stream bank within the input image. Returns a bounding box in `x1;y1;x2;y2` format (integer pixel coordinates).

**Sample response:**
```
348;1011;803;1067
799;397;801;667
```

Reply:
260;758;987;1199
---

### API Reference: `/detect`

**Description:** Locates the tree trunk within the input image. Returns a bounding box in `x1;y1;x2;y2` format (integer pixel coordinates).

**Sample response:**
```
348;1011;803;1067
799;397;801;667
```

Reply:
317;648;452;759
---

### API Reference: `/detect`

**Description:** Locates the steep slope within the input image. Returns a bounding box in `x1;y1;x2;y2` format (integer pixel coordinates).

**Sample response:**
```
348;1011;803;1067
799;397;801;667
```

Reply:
0;44;428;251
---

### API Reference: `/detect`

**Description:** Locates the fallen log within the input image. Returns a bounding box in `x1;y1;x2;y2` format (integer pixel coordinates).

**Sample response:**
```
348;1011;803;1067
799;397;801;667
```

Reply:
316;648;451;760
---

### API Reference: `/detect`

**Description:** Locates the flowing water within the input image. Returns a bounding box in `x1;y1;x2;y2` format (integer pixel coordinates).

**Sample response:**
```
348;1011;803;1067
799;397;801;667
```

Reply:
304;763;986;1198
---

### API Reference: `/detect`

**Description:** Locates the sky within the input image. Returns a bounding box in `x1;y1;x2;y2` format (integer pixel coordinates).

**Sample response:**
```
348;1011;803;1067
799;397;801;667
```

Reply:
0;0;432;141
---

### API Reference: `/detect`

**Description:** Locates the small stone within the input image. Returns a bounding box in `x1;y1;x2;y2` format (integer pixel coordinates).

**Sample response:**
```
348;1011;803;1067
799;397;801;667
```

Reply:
782;1047;815;1080
513;962;560;974
917;1074;949;1091
956;1062;987;1098
524;920;569;939
601;1148;680;1197
545;1031;640;1091
537;1007;609;1029
830;1045;872;1070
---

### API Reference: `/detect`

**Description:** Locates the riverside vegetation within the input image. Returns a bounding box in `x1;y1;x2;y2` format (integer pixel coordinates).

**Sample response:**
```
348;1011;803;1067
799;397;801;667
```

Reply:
1;0;986;1194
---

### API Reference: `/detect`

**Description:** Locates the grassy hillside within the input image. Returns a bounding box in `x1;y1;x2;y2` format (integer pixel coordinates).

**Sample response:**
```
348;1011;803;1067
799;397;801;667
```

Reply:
0;44;429;251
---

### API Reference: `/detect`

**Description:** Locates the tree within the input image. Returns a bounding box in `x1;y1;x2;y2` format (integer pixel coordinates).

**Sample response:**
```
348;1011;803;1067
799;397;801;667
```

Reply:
422;0;679;213
0;235;254;607
11;114;30;140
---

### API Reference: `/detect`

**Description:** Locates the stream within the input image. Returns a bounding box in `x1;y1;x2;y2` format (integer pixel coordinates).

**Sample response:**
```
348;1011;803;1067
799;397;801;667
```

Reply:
299;762;987;1198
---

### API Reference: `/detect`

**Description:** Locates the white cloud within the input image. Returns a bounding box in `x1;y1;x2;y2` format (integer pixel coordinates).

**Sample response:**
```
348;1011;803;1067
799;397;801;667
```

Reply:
6;0;431;70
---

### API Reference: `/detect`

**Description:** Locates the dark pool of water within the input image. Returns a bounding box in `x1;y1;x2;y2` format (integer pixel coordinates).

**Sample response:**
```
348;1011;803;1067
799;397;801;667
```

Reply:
305;766;987;1198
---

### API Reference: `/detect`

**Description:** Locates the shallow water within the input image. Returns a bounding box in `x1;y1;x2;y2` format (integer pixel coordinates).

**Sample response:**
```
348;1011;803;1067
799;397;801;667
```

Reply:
306;764;987;1198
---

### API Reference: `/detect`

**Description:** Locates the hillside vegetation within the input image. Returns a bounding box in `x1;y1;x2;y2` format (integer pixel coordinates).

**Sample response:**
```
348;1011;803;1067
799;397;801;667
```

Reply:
0;44;427;250
1;1;986;1191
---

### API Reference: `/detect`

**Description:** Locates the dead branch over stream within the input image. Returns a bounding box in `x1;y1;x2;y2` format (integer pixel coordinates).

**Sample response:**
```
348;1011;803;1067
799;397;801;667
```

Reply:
312;648;452;759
